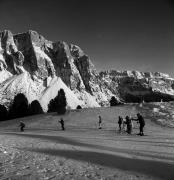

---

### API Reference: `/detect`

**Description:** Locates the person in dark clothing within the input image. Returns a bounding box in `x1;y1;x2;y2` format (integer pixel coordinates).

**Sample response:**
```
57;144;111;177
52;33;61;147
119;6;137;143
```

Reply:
118;116;123;131
19;121;25;132
125;116;132;134
98;115;102;129
136;113;145;136
59;118;65;130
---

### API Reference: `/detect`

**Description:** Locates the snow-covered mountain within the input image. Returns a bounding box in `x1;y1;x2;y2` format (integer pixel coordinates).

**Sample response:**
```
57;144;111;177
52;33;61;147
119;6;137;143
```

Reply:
100;70;174;102
0;30;111;110
0;30;174;111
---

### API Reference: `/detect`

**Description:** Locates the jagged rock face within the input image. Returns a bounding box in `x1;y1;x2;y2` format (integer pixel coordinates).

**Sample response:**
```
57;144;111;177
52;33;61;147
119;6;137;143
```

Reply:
0;30;24;74
74;55;96;93
69;44;114;105
0;30;174;111
14;31;55;79
49;42;84;90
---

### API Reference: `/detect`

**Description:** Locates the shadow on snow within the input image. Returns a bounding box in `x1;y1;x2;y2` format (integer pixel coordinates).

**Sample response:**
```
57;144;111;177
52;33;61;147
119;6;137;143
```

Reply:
3;132;174;180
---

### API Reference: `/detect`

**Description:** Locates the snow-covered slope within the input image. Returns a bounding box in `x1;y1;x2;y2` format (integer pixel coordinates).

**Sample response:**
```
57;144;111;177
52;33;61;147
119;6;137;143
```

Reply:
0;72;44;106
40;77;84;111
0;30;174;111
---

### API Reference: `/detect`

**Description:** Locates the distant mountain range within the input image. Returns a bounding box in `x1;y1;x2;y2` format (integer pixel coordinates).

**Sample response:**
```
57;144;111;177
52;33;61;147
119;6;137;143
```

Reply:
0;30;174;111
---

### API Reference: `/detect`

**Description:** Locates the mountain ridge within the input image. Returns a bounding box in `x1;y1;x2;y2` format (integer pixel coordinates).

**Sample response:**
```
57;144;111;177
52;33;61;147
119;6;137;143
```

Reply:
0;30;174;111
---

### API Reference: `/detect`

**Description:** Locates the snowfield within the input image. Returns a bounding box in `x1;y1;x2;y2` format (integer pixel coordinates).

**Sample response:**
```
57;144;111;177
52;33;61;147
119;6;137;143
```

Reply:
0;104;174;180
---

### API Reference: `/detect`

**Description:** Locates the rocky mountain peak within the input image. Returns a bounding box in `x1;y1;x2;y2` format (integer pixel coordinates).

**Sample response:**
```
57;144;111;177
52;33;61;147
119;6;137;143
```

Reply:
0;30;174;110
0;30;17;54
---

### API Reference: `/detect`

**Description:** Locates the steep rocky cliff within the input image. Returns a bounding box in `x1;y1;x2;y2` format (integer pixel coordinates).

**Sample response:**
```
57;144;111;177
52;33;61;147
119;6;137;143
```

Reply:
0;30;174;111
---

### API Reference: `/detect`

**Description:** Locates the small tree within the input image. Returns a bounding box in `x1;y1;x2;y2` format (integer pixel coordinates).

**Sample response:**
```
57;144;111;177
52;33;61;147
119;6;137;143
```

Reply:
8;93;29;119
76;105;82;109
0;104;8;121
110;96;119;106
57;89;67;114
29;100;43;115
47;96;59;112
47;88;67;114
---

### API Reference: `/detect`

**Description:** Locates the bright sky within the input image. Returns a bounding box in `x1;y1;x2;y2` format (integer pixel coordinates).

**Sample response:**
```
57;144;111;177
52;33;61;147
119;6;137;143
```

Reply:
0;0;174;76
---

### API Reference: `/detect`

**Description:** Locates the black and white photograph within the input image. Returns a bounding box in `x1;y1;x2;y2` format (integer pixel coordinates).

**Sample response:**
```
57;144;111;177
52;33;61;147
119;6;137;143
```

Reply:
0;0;174;179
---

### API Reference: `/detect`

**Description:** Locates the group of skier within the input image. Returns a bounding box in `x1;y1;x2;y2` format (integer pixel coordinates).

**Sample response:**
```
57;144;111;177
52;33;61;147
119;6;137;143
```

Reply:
98;113;145;136
117;113;145;136
19;113;145;136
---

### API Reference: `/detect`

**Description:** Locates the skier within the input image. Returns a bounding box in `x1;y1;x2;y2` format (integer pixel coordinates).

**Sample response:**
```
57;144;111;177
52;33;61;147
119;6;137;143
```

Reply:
122;118;127;132
125;116;132;134
59;118;65;130
19;121;25;132
98;115;102;129
136;113;145;136
118;116;123;131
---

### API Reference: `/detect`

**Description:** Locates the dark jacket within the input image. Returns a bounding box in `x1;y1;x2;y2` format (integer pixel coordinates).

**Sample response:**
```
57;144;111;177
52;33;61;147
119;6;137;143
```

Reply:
138;115;145;126
118;117;123;124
